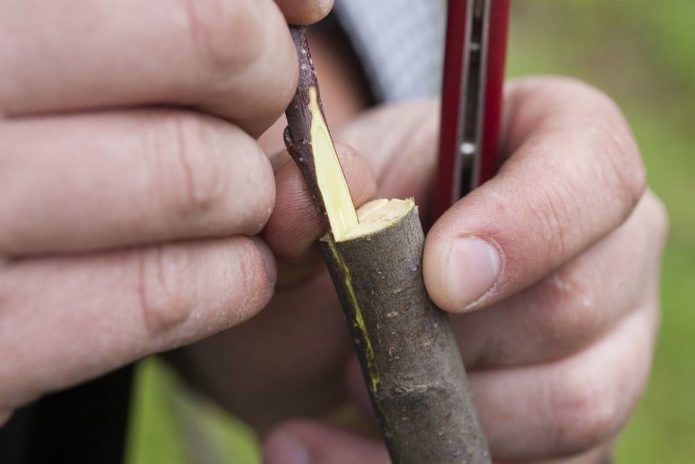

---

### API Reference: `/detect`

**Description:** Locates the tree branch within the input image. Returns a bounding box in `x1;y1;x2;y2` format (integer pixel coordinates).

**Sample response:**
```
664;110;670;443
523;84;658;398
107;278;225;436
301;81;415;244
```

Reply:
283;26;490;463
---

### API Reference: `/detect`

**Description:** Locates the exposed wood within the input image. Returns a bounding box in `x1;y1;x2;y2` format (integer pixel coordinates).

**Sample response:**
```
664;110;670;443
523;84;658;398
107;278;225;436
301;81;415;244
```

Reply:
284;26;490;463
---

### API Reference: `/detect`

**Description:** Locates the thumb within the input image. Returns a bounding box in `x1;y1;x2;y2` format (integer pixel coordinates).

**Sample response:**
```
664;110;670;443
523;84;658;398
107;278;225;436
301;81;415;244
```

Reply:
423;78;645;313
264;421;389;464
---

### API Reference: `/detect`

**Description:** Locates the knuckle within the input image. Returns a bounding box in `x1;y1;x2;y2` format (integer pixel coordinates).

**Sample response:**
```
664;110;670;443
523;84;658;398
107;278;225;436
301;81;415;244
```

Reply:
136;245;192;336
552;77;647;224
581;88;647;217
535;271;601;353
148;111;275;235
243;3;298;129
182;0;263;75
547;370;619;455
163;112;228;223
599;120;646;218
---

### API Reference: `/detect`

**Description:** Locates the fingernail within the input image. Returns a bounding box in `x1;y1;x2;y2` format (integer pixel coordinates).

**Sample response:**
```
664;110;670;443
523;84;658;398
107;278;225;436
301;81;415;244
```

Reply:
253;239;277;285
265;431;310;464
313;0;335;18
318;0;335;13
445;237;502;310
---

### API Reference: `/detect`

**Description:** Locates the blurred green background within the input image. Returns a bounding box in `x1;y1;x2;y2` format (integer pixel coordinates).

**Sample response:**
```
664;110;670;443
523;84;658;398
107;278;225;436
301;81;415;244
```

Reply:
508;2;695;463
126;1;695;463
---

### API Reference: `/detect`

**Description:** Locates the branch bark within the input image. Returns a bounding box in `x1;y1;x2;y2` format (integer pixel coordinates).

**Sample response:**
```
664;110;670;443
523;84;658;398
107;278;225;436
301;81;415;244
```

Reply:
284;26;490;463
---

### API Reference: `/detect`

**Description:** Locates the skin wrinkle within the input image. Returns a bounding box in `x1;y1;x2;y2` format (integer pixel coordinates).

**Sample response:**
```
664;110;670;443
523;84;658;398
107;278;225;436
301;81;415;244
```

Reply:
506;81;645;229
171;114;226;225
182;0;262;76
143;111;177;238
138;245;192;335
173;114;200;221
236;241;261;320
601;128;646;222
135;110;274;240
203;0;298;136
534;175;572;267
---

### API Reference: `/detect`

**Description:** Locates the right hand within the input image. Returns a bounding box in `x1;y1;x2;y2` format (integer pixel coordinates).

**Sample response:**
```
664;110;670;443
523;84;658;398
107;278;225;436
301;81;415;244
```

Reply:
0;0;332;424
186;78;665;464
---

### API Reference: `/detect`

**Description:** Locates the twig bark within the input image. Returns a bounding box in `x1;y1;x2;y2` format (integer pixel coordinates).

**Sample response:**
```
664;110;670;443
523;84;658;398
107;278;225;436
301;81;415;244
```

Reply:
284;26;490;463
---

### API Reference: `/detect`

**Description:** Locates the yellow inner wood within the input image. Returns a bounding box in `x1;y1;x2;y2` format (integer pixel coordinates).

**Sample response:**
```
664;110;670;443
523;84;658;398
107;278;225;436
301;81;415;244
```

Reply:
308;86;358;240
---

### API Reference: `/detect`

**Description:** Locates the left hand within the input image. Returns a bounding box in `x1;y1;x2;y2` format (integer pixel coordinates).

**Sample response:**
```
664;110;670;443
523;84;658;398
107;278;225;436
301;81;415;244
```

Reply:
184;77;666;464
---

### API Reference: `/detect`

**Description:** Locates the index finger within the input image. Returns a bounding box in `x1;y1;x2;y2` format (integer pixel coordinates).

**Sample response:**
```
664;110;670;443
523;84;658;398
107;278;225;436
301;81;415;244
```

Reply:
0;0;307;135
424;77;646;313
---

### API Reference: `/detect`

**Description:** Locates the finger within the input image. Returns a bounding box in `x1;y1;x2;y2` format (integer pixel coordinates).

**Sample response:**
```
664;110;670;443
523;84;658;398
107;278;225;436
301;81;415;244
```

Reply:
182;269;353;431
452;190;668;368
0;0;297;135
335;99;440;205
264;420;389;464
424;77;647;312
472;302;657;461
264;143;377;261
0;109;274;255
276;0;334;25
0;236;275;412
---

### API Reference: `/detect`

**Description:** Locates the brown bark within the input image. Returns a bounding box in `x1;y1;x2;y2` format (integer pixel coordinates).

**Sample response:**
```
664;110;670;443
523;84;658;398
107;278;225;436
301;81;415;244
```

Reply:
284;26;490;463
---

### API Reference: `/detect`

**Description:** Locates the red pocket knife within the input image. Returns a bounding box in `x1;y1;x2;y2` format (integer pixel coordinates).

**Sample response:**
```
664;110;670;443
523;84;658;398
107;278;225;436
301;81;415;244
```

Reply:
431;0;511;224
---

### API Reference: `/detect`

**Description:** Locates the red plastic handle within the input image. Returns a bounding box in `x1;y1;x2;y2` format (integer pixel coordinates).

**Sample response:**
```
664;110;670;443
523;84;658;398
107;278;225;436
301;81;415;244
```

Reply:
431;0;510;225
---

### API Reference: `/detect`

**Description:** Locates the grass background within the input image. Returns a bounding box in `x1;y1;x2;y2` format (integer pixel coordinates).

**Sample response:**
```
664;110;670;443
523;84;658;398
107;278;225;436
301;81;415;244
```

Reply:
126;2;695;462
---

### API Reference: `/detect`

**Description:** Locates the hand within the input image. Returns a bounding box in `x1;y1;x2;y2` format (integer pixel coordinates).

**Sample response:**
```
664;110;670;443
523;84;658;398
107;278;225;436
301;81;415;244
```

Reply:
0;0;334;425
185;78;665;462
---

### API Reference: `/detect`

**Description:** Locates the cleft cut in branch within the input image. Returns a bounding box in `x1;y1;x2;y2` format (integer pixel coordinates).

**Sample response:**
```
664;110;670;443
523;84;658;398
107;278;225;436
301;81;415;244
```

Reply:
283;26;490;464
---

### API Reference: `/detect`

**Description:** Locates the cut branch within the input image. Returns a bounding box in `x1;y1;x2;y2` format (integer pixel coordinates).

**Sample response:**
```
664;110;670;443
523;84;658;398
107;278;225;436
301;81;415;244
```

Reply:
284;26;490;463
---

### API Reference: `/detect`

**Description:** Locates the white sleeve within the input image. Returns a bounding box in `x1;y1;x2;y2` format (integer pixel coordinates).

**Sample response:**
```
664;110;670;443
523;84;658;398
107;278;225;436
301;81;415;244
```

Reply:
333;0;445;102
